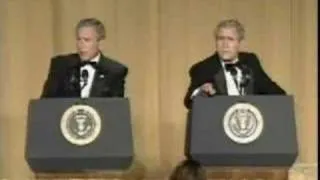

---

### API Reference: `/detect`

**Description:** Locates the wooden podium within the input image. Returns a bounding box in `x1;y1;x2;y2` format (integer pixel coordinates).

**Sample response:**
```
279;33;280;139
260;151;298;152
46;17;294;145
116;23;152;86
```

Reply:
33;160;146;180
205;166;288;180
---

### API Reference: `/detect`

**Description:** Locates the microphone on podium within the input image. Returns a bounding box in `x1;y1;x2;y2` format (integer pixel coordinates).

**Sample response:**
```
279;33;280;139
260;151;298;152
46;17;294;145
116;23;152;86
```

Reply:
81;69;89;90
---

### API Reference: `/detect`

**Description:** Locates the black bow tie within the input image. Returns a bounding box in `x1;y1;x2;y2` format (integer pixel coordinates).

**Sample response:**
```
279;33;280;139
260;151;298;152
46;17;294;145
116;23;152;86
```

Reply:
224;61;242;71
224;61;242;77
79;61;97;67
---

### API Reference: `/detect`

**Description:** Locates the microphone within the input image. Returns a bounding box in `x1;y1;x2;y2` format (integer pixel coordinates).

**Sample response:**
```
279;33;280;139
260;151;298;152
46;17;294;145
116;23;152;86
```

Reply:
81;69;89;90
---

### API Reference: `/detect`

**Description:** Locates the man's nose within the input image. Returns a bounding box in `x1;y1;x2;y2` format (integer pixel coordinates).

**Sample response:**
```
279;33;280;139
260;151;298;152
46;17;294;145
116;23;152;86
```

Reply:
77;39;85;45
78;43;86;49
222;43;228;48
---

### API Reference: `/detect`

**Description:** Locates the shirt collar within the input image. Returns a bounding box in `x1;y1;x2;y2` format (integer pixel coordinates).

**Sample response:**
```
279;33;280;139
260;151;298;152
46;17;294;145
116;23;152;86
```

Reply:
90;53;101;63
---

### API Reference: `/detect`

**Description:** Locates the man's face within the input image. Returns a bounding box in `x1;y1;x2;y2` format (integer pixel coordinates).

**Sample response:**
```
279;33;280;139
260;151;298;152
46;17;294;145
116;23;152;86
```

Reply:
76;26;100;61
215;27;241;62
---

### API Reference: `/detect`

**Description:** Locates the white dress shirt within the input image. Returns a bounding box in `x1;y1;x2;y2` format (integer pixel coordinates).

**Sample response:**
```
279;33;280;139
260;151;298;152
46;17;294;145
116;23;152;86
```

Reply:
80;53;100;98
220;59;242;96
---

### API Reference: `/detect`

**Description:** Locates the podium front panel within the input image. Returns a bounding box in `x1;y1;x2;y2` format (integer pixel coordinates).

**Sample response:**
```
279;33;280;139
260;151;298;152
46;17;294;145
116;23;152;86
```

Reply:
189;96;298;166
25;98;133;172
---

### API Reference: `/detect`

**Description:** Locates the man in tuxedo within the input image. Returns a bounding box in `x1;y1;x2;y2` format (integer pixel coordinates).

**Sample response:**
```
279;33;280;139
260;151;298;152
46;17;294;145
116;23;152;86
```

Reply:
184;19;285;109
41;18;128;98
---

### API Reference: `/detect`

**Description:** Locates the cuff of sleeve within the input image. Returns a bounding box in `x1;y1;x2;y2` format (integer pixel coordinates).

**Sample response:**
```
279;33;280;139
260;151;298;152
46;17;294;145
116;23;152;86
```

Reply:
190;87;201;99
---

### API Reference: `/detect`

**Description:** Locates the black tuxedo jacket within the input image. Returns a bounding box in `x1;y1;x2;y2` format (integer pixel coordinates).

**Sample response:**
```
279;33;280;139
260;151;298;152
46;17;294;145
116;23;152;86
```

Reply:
184;52;286;109
41;53;128;98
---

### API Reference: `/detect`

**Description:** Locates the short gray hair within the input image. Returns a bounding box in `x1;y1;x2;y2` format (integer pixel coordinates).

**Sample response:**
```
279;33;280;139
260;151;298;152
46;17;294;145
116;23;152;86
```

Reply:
214;19;245;41
76;18;106;41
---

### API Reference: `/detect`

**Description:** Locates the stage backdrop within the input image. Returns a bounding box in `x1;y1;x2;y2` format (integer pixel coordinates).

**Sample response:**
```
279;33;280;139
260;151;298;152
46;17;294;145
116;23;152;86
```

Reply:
0;0;317;179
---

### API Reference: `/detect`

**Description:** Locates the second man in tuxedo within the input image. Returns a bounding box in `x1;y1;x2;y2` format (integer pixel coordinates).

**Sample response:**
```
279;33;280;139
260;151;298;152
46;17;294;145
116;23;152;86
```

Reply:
41;18;128;98
184;19;285;109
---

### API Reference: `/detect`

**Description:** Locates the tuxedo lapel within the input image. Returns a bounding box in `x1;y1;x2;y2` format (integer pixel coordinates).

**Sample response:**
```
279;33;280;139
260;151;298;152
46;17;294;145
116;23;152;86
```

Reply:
238;54;254;95
243;66;254;95
89;55;111;97
209;53;227;94
63;55;81;97
244;77;254;94
214;68;227;94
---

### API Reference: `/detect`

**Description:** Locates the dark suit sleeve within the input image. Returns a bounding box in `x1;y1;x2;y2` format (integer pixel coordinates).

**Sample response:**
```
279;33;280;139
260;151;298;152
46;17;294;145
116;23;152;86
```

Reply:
251;53;286;95
184;66;203;109
41;57;61;98
109;66;128;97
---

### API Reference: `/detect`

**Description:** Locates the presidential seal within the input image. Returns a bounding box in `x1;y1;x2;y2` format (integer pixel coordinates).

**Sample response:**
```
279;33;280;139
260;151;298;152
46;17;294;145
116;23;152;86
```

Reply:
60;104;102;146
223;102;264;144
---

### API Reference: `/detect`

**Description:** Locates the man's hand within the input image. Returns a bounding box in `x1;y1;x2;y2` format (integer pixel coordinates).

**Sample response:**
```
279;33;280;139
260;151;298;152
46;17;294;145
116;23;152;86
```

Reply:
200;83;216;96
